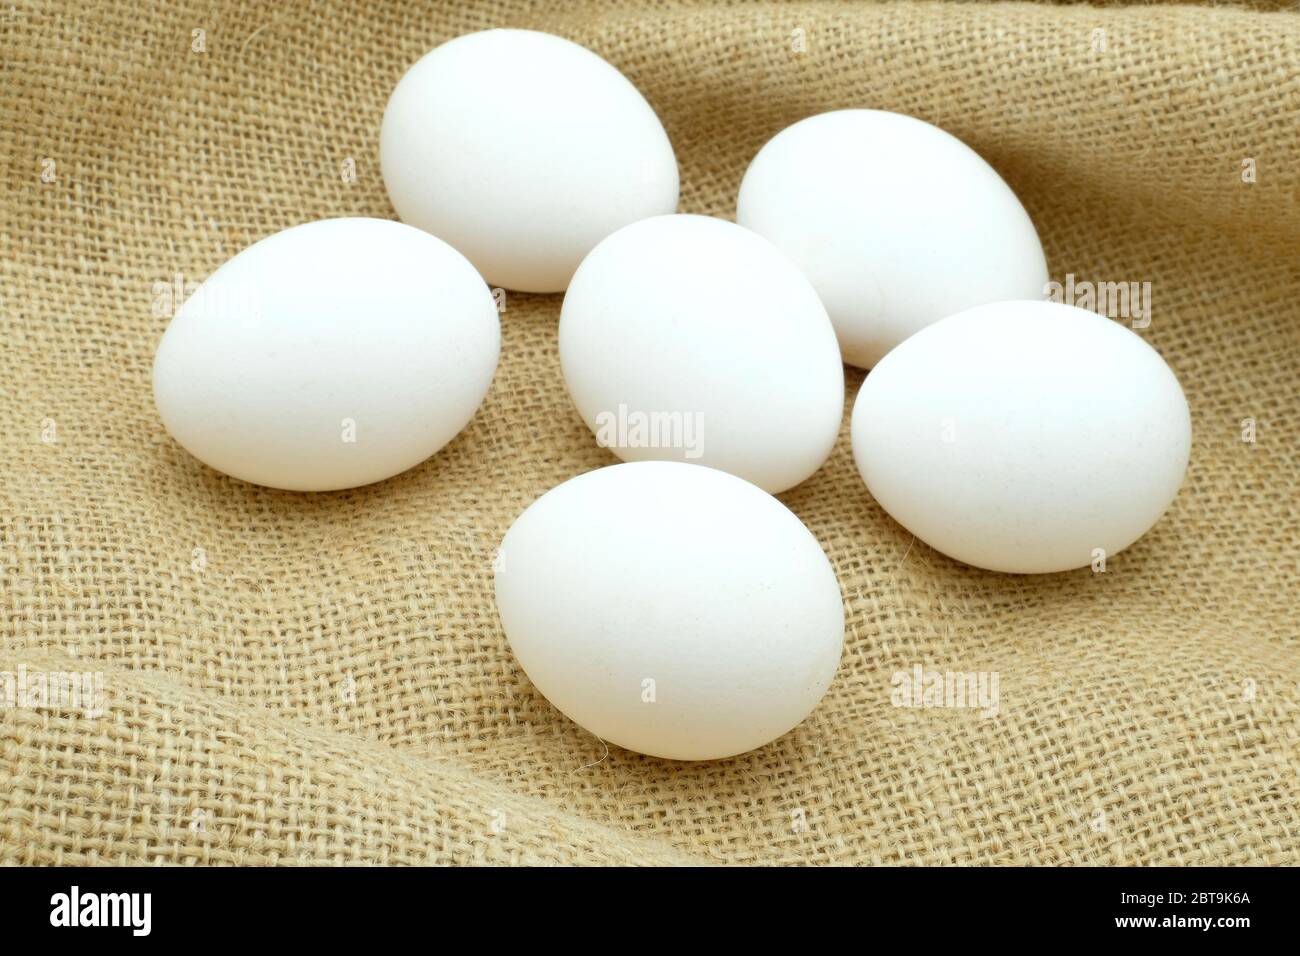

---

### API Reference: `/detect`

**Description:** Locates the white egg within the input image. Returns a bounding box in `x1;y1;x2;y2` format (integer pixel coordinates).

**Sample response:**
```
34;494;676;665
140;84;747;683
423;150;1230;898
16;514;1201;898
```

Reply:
153;218;500;491
737;109;1049;369
380;29;679;293
851;301;1192;574
495;461;844;761
559;214;844;494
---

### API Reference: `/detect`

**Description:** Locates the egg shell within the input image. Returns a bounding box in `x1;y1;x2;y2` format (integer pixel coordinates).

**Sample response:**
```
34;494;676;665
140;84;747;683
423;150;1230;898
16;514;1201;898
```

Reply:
559;214;845;494
737;109;1049;369
153;217;500;491
851;301;1192;574
380;28;679;293
494;461;845;761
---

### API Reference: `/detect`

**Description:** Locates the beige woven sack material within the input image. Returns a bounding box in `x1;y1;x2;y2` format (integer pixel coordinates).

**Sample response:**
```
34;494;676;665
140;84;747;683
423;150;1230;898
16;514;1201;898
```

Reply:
1;0;1297;865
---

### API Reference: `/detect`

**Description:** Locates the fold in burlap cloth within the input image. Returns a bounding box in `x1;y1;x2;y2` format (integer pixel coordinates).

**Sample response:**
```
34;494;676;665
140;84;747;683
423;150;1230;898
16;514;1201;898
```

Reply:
2;0;1297;866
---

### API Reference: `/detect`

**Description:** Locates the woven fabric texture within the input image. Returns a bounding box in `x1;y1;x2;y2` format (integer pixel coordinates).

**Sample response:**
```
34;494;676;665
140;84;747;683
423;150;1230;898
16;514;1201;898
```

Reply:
2;0;1297;866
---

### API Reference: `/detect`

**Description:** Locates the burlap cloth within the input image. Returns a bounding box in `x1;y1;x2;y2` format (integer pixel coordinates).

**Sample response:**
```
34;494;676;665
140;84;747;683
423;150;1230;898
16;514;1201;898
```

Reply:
2;0;1297;866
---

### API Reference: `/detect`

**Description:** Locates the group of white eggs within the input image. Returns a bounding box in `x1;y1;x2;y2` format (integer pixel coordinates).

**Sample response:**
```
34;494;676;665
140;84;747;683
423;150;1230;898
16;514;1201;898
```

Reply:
153;29;1192;761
